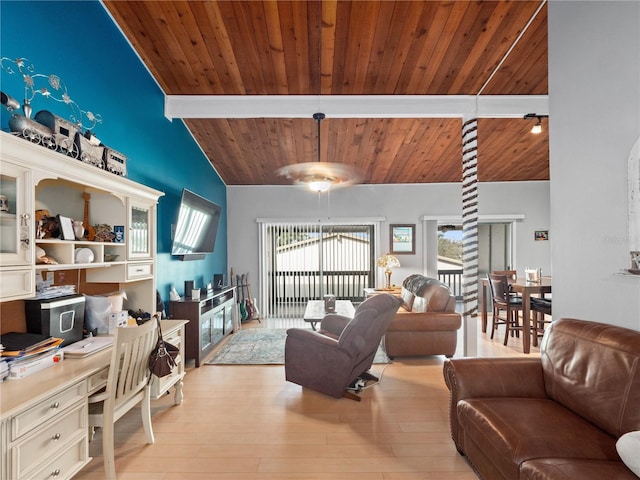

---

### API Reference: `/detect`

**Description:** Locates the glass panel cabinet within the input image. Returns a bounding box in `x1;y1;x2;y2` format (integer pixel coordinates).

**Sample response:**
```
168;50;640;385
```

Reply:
128;201;153;259
0;161;34;301
0;132;163;308
0;162;33;266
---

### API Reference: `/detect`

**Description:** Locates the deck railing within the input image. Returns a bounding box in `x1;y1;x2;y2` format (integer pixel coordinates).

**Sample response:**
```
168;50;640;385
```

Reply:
269;270;373;308
268;268;463;312
438;269;463;299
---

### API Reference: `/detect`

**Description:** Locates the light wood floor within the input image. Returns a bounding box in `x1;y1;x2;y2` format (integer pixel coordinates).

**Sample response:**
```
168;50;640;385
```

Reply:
74;318;540;480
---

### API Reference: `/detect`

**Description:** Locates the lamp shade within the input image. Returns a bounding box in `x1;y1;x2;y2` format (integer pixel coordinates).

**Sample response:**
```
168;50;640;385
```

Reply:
376;254;400;269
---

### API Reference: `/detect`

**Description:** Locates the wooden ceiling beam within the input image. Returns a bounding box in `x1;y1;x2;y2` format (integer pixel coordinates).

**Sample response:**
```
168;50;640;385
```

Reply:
165;94;548;120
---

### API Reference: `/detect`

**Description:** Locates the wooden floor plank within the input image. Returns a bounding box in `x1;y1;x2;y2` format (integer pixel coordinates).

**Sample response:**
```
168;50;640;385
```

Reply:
74;318;539;479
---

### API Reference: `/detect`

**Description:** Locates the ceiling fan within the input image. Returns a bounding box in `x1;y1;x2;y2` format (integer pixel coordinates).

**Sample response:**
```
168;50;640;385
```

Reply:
276;112;362;192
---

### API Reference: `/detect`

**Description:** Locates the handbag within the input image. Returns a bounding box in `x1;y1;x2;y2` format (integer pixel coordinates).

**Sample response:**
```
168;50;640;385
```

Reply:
148;312;179;378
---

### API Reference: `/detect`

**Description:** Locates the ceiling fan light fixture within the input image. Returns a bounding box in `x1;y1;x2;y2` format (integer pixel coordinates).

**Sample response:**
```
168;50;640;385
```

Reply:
308;179;332;192
276;112;362;191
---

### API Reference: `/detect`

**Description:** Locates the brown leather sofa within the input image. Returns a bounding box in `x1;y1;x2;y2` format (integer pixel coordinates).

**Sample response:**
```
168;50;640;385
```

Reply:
383;274;461;358
443;318;640;480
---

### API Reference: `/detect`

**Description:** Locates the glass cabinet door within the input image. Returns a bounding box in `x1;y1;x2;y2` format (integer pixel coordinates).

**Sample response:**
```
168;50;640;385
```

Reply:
223;302;234;334
128;201;153;259
201;311;213;352
0;162;32;266
212;307;224;346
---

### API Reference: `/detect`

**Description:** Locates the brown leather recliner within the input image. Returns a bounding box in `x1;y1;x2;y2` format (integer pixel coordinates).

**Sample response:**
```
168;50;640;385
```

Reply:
284;293;402;400
383;274;461;358
443;318;640;480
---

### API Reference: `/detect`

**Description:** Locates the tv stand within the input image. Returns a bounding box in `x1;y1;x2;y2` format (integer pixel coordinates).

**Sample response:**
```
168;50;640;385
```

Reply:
169;286;236;367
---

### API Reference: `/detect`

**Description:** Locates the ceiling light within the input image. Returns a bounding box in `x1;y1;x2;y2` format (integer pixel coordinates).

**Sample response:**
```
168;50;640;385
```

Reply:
308;179;331;192
531;120;542;134
524;113;548;134
276;112;362;191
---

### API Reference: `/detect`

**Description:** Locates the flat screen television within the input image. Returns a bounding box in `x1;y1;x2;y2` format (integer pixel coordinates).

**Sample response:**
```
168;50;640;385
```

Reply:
171;189;221;260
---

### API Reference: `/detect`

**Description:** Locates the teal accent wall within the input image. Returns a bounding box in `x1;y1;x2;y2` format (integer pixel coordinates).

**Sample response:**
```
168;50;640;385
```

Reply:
0;1;227;306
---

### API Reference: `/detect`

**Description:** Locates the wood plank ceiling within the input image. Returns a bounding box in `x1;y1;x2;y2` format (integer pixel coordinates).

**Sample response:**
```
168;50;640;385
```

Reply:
104;0;549;186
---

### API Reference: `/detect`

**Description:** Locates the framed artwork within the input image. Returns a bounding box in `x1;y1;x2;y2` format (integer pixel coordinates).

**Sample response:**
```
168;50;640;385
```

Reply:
57;215;75;240
390;224;415;254
534;230;549;241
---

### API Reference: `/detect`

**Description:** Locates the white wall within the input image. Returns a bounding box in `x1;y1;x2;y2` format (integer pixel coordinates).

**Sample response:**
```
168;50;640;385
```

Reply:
548;1;640;331
227;181;550;293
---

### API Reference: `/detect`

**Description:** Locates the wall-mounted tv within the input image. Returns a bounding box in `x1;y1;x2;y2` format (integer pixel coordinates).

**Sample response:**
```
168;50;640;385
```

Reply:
171;189;221;261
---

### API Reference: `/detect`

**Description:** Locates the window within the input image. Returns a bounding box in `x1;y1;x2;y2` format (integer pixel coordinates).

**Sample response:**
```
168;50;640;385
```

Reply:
259;222;376;318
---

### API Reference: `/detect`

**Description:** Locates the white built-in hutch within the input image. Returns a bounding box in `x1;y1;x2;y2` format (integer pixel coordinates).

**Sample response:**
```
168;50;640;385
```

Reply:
0;131;186;479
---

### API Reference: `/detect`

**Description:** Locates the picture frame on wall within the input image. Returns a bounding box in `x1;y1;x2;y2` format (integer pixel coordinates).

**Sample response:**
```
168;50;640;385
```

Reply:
57;215;75;240
390;224;415;254
534;230;549;241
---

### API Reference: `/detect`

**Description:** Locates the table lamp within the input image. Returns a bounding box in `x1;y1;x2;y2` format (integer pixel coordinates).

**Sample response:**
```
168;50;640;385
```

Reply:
376;253;400;290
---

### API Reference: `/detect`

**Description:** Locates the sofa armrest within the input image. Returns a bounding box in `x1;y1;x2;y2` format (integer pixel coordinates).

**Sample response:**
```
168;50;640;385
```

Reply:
286;327;340;347
443;357;546;400
389;311;461;331
319;314;351;337
443;357;547;451
285;328;353;367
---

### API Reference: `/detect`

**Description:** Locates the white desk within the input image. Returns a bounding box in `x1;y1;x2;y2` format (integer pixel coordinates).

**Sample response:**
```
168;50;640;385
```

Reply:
0;319;187;480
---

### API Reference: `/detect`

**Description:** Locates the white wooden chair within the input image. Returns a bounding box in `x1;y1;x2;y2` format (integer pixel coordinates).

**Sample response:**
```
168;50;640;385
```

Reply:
88;320;157;479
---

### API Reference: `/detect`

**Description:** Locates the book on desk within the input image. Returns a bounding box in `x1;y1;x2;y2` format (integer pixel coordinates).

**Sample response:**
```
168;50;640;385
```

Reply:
0;332;66;379
61;336;113;358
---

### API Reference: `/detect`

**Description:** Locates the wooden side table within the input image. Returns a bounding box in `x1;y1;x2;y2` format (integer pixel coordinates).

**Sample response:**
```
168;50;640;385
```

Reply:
364;287;402;298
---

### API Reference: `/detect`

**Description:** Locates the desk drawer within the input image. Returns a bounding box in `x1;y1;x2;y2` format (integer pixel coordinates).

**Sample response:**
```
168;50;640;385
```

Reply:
16;434;88;480
87;366;109;395
0;268;34;300
126;262;153;280
10;381;85;440
11;403;86;478
164;328;183;346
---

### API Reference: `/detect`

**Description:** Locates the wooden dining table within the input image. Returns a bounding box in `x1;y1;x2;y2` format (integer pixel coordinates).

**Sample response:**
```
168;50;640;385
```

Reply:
480;276;552;354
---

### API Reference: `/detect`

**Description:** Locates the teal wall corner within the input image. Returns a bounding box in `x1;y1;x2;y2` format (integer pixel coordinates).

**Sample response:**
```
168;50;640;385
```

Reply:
0;1;227;307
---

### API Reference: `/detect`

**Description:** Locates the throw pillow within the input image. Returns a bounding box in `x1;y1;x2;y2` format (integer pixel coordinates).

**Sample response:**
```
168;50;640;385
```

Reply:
400;289;414;311
616;431;640;477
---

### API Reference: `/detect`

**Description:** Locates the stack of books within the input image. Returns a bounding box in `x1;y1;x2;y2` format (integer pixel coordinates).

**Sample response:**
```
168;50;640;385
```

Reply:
0;343;7;381
0;333;64;380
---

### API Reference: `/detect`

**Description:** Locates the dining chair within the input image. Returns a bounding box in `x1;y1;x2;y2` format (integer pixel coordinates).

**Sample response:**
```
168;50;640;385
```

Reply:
88;320;158;480
491;269;521;297
530;296;552;346
492;269;517;280
488;273;524;346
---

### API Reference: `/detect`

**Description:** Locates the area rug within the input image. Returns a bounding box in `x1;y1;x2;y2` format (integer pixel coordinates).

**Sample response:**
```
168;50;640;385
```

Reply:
206;328;390;365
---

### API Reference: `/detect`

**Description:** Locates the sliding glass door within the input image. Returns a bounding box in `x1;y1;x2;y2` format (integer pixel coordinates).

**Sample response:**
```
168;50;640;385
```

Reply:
261;223;375;319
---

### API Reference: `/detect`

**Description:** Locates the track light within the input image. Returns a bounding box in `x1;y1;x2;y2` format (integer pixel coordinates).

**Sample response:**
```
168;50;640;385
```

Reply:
524;113;548;134
531;120;542;134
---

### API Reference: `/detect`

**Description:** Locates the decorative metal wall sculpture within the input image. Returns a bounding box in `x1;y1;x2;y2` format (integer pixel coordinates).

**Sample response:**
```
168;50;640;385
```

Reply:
0;57;126;176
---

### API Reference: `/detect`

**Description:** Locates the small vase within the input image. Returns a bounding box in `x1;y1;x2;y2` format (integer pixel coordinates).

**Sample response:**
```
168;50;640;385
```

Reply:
73;220;85;240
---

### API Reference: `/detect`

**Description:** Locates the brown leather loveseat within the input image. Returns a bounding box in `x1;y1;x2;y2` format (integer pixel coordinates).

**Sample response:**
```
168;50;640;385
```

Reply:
443;318;640;480
383;274;461;358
